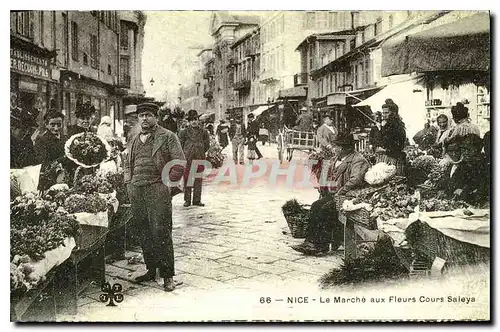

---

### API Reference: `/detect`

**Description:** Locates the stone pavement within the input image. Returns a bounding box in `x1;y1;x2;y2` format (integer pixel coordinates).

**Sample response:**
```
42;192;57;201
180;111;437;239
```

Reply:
65;141;490;322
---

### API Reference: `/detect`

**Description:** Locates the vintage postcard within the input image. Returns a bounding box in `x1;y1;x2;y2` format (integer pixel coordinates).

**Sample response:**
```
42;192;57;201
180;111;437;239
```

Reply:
9;10;490;322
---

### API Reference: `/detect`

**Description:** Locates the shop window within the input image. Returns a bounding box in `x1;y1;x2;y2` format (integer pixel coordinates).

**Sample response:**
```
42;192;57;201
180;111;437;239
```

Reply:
90;34;98;68
71;21;78;61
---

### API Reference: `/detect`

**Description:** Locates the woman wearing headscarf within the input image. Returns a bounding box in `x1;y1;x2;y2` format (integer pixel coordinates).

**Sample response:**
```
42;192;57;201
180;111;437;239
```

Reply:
428;113;453;158
376;99;407;175
444;103;486;204
97;116;115;139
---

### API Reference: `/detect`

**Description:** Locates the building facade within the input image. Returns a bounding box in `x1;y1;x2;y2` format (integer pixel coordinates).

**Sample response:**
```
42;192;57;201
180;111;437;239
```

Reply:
10;11;60;128
119;11;147;108
230;29;262;121
210;12;260;121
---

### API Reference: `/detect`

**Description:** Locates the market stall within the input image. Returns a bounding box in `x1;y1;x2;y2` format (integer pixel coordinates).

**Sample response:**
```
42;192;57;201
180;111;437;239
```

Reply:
10;131;130;321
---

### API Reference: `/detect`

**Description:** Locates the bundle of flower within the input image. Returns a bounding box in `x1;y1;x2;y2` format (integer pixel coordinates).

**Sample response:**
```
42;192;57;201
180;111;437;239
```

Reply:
73;174;114;195
319;235;408;287
65;132;111;168
308;148;336;181
64;193;108;214
11;195;79;262
106;136;125;159
420;197;469;212
411;155;437;173
101;170;129;204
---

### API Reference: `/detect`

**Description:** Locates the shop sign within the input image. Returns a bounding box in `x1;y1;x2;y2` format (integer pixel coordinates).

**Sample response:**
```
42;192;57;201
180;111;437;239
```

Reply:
327;93;347;105
10;47;51;80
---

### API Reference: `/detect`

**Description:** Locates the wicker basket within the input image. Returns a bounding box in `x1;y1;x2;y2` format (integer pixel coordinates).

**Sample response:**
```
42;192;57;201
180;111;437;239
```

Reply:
345;208;377;230
283;205;310;238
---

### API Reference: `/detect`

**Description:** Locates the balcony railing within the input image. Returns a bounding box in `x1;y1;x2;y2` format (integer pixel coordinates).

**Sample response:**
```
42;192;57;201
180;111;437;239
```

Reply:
118;75;131;88
244;48;260;58
233;80;251;91
294;73;308;86
260;69;278;84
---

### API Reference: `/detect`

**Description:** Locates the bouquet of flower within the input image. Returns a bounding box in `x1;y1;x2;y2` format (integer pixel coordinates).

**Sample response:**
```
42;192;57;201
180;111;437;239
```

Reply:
65;132;111;168
106;136;125;159
63;193;108;214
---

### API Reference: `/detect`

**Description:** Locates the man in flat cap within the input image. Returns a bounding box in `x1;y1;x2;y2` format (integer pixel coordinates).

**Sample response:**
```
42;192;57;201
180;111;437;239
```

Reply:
123;102;186;291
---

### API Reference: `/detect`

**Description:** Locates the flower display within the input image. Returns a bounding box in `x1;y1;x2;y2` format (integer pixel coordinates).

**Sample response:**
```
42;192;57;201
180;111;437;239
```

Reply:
65;132;111;168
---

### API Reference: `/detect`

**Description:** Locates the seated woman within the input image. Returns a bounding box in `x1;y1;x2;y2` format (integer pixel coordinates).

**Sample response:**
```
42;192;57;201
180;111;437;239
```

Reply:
291;132;371;256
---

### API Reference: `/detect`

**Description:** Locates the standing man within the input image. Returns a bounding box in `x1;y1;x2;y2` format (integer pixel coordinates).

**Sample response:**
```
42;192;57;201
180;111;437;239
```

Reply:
124;103;186;291
158;108;178;134
315;112;338;150
246;113;263;159
295;107;314;131
229;117;246;165
216;119;229;149
178;110;210;207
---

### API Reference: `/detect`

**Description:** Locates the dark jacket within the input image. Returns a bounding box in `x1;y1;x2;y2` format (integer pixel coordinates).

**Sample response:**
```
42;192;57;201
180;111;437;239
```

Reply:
216;123;230;145
369;126;383;149
229;123;246;140
380;116;406;158
11;134;36;168
330;150;370;194
178;125;210;162
34;131;66;165
124;125;186;186
247;120;260;138
159;116;178;134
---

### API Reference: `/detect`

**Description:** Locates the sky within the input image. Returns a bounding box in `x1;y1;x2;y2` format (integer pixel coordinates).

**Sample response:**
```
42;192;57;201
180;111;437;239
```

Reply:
141;11;213;103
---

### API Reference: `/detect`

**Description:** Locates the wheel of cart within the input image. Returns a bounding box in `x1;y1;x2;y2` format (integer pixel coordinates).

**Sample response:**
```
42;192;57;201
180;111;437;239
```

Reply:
284;127;316;162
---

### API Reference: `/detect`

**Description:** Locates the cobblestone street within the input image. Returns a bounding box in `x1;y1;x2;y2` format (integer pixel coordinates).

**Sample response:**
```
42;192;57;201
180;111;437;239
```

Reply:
67;142;490;322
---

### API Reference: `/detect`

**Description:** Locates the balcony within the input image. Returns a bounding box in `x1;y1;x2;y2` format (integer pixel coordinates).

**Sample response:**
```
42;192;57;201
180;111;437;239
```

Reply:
294;73;308;86
233;80;251;91
118;75;131;88
260;69;279;84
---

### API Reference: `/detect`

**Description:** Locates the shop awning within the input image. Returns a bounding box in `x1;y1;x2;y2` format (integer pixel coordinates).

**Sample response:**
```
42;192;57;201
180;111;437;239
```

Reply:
249;105;271;117
354;78;421;109
278;86;307;99
382;12;490;76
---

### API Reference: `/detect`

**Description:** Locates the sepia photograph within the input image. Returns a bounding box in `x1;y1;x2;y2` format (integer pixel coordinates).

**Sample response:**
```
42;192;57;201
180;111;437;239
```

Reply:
9;9;491;322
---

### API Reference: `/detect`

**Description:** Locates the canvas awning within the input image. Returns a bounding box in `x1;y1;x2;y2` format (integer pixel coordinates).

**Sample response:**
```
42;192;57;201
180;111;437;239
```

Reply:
382;12;490;77
249;105;271;117
278;86;307;99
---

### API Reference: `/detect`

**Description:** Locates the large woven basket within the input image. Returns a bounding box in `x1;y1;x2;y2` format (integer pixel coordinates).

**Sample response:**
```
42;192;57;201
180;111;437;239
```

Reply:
283;205;310;238
345;208;376;230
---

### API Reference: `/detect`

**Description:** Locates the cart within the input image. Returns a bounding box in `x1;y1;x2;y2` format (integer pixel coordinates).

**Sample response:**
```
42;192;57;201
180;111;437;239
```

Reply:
276;126;317;163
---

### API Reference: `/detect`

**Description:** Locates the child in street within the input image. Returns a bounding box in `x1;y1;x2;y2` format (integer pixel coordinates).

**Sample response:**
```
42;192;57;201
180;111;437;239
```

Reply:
247;136;257;164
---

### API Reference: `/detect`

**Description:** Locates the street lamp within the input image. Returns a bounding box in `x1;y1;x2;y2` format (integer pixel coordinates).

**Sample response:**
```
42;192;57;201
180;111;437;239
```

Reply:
150;78;155;86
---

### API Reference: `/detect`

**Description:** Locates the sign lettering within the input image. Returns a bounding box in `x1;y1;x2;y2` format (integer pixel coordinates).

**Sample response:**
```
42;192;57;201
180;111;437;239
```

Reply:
10;47;51;79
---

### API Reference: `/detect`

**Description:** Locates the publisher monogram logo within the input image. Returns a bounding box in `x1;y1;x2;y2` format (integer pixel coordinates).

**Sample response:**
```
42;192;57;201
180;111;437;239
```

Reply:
99;282;124;307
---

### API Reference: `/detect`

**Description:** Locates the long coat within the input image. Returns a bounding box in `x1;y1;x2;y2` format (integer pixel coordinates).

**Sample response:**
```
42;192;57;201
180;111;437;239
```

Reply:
178;125;210;162
329;151;370;194
316;124;337;149
123;125;186;185
34;131;67;190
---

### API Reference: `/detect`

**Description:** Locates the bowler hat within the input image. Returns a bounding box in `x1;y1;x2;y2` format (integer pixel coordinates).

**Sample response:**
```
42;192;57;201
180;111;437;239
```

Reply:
334;132;355;146
76;103;96;118
187;109;199;121
137;103;159;116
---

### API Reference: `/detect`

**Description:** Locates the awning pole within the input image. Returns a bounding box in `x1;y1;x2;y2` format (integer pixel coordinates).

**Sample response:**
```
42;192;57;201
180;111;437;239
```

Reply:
344;92;364;102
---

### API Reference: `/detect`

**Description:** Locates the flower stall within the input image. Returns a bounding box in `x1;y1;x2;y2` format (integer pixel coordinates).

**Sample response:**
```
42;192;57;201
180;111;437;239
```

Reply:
10;131;131;320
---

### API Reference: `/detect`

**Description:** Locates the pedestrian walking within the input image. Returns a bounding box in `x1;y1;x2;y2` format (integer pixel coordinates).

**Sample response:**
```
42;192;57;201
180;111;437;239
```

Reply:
247;136;257;164
216;119;230;149
316;112;338;150
178;110;211;207
158;108;178;134
123;102;186;291
229;117;246;164
246;113;263;159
